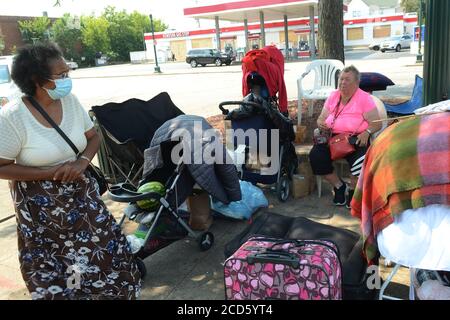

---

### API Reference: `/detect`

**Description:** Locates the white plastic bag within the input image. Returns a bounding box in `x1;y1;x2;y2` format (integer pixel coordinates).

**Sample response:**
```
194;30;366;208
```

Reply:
226;145;246;177
126;235;145;254
210;180;268;220
417;280;450;300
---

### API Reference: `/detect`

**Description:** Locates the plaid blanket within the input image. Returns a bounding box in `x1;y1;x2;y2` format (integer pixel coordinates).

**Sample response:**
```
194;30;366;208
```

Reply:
351;112;450;263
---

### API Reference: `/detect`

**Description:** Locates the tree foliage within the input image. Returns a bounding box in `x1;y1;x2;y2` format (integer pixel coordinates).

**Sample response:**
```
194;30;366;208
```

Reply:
28;2;169;64
401;0;421;13
51;14;82;61
102;6;167;61
18;17;51;44
80;16;111;64
50;5;167;63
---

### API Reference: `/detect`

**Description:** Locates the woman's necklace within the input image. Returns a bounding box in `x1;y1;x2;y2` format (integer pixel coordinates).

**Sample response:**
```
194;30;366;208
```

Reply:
341;96;351;105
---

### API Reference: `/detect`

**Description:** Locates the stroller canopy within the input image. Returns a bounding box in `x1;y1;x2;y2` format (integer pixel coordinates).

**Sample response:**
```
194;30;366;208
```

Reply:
242;46;288;113
91;92;184;152
143;115;242;204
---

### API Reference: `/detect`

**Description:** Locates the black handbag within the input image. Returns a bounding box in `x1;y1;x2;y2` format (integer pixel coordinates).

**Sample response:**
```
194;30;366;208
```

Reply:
27;96;108;195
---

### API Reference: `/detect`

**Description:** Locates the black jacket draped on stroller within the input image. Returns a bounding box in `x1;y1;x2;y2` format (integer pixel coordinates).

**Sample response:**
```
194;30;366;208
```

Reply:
108;111;241;271
143;114;242;204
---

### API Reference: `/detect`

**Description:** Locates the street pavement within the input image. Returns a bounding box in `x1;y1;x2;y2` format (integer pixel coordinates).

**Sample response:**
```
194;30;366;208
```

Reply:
0;50;420;300
0;188;411;300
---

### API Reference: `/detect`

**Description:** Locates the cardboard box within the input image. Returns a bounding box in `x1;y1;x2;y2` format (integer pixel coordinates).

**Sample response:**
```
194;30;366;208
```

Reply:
298;160;313;176
187;192;212;231
245;150;271;172
294;125;307;144
291;174;310;198
297;161;316;193
224;120;233;150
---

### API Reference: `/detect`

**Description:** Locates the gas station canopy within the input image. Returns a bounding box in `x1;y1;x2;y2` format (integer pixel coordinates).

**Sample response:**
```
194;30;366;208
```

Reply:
184;0;319;23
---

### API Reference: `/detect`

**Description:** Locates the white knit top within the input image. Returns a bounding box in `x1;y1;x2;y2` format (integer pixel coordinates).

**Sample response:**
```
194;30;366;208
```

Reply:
0;94;94;168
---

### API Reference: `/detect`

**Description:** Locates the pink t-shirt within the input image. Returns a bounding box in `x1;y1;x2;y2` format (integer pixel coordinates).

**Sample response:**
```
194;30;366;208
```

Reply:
324;88;376;134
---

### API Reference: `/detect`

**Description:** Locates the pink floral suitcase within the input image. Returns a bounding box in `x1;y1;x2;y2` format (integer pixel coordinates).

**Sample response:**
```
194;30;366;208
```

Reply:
224;236;342;300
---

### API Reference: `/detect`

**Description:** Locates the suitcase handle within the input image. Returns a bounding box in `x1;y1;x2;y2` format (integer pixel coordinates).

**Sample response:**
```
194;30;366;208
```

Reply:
267;239;305;251
266;240;336;256
247;252;300;269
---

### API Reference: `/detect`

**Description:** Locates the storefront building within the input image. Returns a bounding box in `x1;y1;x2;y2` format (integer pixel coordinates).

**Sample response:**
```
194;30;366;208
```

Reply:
144;0;417;62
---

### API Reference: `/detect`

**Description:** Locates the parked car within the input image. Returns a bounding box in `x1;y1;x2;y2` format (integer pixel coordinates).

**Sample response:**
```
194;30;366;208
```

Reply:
65;59;78;70
380;35;413;52
368;41;381;51
185;48;234;68
0;56;21;108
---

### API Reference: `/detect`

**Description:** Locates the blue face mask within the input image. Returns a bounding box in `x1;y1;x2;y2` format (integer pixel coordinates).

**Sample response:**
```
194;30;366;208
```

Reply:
45;77;72;100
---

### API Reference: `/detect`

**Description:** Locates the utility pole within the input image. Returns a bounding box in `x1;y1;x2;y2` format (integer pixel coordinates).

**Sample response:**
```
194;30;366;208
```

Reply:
149;14;161;73
416;0;423;63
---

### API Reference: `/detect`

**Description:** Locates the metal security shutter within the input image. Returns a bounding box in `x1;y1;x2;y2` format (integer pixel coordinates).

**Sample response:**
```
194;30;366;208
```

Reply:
278;31;298;44
170;40;187;61
191;38;213;49
347;27;364;40
373;25;391;38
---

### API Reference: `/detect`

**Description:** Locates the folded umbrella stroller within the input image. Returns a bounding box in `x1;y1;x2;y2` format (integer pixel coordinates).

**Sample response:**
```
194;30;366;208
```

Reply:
108;115;242;276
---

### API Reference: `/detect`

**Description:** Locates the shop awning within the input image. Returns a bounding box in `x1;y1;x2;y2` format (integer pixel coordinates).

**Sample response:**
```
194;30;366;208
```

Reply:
184;0;319;23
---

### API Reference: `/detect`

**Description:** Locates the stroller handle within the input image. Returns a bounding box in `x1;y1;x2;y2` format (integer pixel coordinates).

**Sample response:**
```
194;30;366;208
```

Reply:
108;183;163;203
219;101;263;115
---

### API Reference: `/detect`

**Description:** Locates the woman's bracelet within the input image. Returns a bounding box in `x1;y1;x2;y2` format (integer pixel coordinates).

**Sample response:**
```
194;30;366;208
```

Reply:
79;155;91;163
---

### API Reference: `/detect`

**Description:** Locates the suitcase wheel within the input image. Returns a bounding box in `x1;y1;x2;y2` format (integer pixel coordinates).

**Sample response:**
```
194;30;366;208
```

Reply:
198;232;214;251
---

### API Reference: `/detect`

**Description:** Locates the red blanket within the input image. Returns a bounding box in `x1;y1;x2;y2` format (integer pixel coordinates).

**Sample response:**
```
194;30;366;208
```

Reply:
242;46;287;112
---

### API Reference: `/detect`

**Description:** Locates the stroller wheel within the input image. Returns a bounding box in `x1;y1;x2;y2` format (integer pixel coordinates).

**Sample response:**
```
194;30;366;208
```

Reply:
277;175;290;202
136;257;147;280
198;232;214;251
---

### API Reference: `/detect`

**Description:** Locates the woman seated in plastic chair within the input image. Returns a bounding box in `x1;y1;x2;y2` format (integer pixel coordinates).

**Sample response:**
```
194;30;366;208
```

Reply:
351;111;450;299
309;65;382;208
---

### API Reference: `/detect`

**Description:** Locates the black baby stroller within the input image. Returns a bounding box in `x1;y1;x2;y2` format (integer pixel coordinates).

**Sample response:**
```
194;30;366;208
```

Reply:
219;47;297;202
90;92;184;187
108;114;242;277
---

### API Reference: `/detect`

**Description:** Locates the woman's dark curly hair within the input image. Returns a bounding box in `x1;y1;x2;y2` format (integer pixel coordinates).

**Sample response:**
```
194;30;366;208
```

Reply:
11;42;63;96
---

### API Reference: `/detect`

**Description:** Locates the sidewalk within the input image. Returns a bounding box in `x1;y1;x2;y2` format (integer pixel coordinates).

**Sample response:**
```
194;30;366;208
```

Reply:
0;179;411;300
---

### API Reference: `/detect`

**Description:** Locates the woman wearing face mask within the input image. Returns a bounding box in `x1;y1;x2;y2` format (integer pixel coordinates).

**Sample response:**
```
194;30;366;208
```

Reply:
0;43;141;299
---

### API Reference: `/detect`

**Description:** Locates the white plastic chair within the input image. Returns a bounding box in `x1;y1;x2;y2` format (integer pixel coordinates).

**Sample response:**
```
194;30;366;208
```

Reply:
371;95;389;137
297;59;345;126
316;95;387;198
379;264;416;300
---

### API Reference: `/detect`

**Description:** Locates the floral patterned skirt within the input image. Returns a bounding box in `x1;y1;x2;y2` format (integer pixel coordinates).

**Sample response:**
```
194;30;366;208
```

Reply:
10;172;141;300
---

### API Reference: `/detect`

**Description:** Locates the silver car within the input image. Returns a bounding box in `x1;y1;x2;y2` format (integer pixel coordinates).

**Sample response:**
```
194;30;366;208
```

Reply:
65;59;78;70
368;41;381;51
380;35;412;53
0;56;21;108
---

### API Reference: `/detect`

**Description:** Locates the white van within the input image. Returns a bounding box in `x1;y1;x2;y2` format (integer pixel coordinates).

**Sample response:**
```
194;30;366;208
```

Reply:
0;55;22;108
